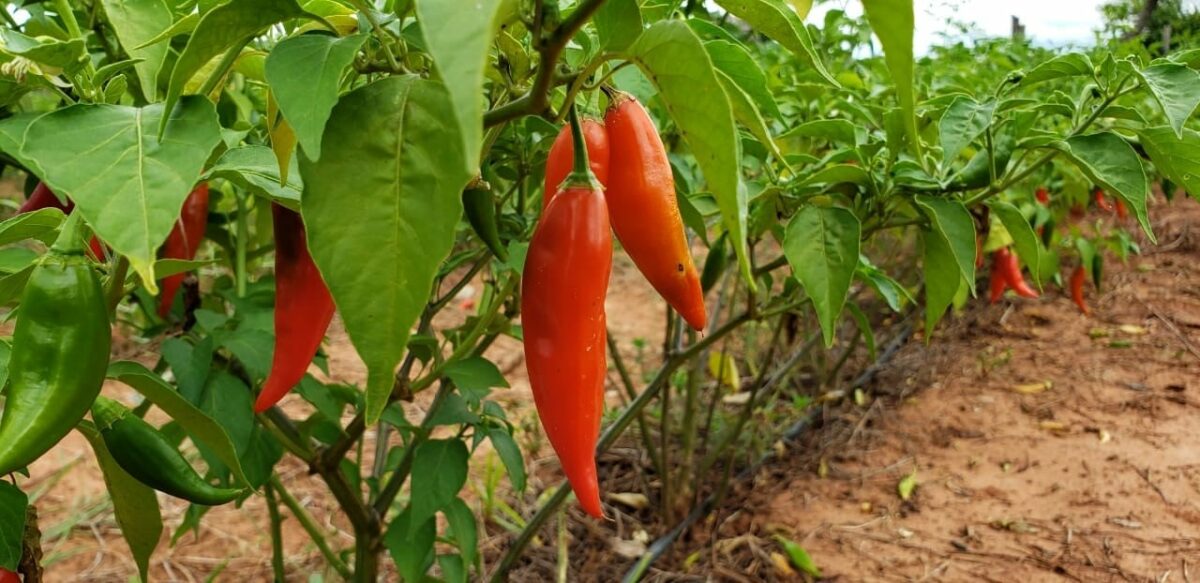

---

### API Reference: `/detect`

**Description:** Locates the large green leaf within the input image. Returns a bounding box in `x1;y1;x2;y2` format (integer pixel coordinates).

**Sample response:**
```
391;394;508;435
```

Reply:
594;0;643;52
300;77;471;424
627;21;751;289
783;206;861;346
264;33;367;160
0;29;87;72
861;0;919;160
161;0;310;135
107;361;252;488
717;70;786;163
0;113;42;173
205;145;303;209
705;39;781;120
0;481;25;571
0;208;64;247
408;439;468;535
1139;126;1200;203
99;0;172;102
920;228;961;337
914;195;975;294
939;96;993;168
21;96;221;291
713;0;836;86
1021;53;1093;86
417;0;501;172
444;497;478;574
1136;63;1200;139
988;200;1044;287
77;421;162;581
1054;133;1153;242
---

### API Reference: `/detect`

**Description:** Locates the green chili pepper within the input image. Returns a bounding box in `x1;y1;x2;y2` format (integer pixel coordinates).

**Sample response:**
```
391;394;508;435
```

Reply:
91;396;243;506
0;212;110;476
700;231;729;293
462;178;508;261
947;127;1016;190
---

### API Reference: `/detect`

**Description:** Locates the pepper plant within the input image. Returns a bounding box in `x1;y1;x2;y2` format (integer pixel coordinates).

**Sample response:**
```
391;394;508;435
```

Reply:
0;0;1195;581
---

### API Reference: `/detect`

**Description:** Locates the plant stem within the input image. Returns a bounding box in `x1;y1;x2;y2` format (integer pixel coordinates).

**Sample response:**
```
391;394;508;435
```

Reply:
263;480;287;581
197;36;251;97
606;330;662;477
270;475;354;580
373;381;454;514
234;192;249;298
105;257;129;315
347;0;401;71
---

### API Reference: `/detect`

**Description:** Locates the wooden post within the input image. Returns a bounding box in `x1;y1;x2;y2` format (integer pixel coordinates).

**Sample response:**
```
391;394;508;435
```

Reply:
1011;16;1026;42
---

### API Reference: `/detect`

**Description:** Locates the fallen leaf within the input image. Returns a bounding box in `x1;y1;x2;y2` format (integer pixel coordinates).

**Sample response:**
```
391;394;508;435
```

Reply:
1118;324;1148;335
897;527;914;539
707;352;741;390
607;492;649;510
898;469;918;501
1039;420;1068;432
1109;517;1142;529
769;552;796;577
610;536;647;559
1012;381;1052;395
722;392;751;405
774;535;821;577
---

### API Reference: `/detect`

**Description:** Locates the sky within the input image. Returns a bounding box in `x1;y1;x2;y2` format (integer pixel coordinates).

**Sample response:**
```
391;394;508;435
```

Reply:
807;0;1200;53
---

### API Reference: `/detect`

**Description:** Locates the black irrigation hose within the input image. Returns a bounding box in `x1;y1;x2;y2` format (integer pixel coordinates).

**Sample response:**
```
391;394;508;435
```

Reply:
621;318;916;582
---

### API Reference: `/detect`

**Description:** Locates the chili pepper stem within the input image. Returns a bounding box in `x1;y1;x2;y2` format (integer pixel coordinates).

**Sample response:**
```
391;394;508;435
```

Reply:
564;103;602;191
51;211;87;254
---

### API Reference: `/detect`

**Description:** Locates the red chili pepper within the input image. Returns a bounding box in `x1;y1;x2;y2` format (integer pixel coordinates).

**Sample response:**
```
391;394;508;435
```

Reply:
1001;248;1039;299
1035;187;1049;205
1070;265;1089;315
253;204;337;413
18;182;106;260
603;88;707;331
1094;189;1115;213
0;567;18;583
543;117;609;210
158;183;210;318
1115;198;1128;220
988;250;1008;304
522;106;611;519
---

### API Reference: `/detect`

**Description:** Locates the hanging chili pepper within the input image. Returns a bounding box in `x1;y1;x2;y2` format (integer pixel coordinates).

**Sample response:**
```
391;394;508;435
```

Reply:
18;182;105;260
1115;198;1128;220
1094;189;1115;213
0;568;17;583
999;247;1039;299
462;177;508;261
522;105;611;519
700;232;729;293
543;116;609;210
0;213;110;476
602;88;707;331
988;251;1008;304
253;204;336;413
158;183;210;318
92;396;243;505
1070;265;1089;315
1035;187;1050;205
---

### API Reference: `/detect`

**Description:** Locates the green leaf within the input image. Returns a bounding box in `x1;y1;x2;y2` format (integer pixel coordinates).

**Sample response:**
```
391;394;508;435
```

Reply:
857;256;912;313
99;0;173;102
107;361;252;488
594;0;642;52
300;77;471;424
0;208;64;247
789;0;812;18
717;70;786;164
920;227;960;337
1139;126;1200;203
1136;63;1200;139
161;0;310;136
264;33;367;160
444;497;478;571
1021;53;1094;86
897;468;918;500
385;508;436;583
705;39;781;119
0;266;34;307
782;119;857;145
487;427;526;492
0;481;26;571
914;195;976;294
0;113;43;173
0;29;87;72
21;96;222;292
988;200;1043;287
939;97;993;167
409;439;468;536
801;164;869;187
439;554;466;583
205;145;303;210
1054;133;1153;242
861;0;919;160
627;21;752;290
417;0;501;171
774;535;821;577
444;356;509;391
783;206;861;347
712;0;837;86
845;303;876;360
77;421;162;581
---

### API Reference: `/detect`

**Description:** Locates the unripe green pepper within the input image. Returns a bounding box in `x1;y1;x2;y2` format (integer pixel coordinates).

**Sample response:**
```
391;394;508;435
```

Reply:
462;177;508;261
0;212;110;476
91;396;243;505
